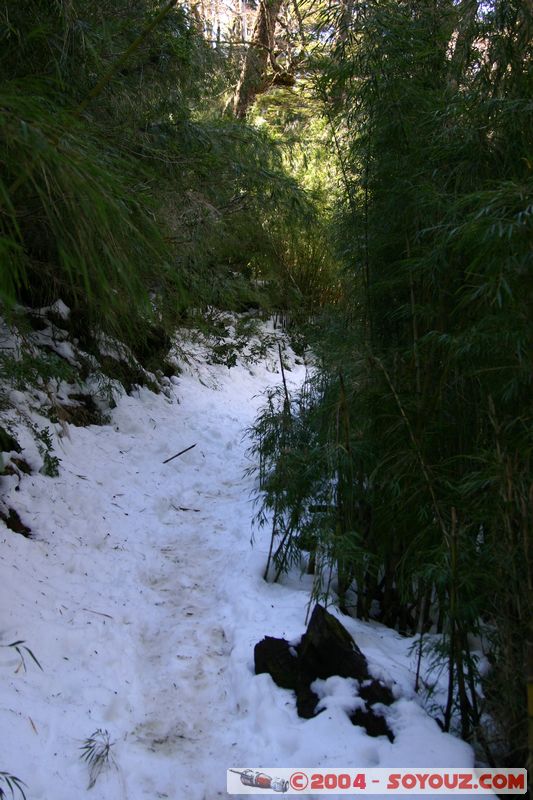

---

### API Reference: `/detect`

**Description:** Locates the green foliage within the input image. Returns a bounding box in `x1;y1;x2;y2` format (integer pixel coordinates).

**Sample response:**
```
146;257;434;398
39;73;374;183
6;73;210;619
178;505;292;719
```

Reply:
0;348;76;393
251;0;532;767
0;0;193;341
156;115;318;316
0;84;172;341
252;88;342;319
0;0;319;360
32;425;60;477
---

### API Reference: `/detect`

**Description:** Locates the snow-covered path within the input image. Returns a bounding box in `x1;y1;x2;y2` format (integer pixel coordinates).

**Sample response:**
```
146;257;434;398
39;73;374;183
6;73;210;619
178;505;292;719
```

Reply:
0;346;294;799
0;337;479;800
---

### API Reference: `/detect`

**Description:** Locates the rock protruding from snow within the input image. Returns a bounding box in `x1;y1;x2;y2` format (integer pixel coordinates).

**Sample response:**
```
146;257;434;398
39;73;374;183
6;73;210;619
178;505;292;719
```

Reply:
254;604;395;740
254;636;299;691
0;426;22;454
299;604;370;682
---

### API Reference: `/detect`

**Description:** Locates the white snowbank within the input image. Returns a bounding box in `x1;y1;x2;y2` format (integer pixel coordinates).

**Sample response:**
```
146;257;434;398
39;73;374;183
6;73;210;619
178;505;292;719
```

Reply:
0;330;484;799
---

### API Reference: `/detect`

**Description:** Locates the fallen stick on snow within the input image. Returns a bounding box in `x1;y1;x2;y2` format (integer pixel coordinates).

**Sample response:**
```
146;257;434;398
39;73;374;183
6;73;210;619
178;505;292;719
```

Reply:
163;443;197;464
82;608;114;619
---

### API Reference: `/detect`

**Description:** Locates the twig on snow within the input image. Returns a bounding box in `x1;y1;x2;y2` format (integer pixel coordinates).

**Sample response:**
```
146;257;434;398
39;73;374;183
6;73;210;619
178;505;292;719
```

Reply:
163;443;197;464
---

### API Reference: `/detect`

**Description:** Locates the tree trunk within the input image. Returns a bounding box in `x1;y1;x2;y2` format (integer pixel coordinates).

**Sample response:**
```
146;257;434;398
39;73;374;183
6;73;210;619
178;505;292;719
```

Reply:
241;0;249;41
448;0;479;88
231;0;283;118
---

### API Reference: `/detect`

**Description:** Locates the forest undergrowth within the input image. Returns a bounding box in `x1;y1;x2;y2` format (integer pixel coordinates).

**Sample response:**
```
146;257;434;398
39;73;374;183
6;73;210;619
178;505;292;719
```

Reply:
247;0;532;774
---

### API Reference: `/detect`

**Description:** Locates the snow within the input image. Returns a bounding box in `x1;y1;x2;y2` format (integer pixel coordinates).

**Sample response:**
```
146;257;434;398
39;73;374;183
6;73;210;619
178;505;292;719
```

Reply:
37;300;70;321
313;677;366;715
0;327;488;799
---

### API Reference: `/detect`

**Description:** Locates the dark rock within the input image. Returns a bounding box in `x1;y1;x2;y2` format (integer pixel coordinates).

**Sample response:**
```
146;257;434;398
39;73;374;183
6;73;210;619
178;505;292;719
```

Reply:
359;679;394;707
254;637;299;690
162;360;180;378
253;604;396;743
132;325;171;365
0;427;22;454
0;507;31;537
254;636;320;717
11;457;32;475
98;355;155;394
66;394;102;426
350;707;394;742
48;394;103;427
295;680;320;719
297;604;370;682
2;457;32;478
26;313;48;332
